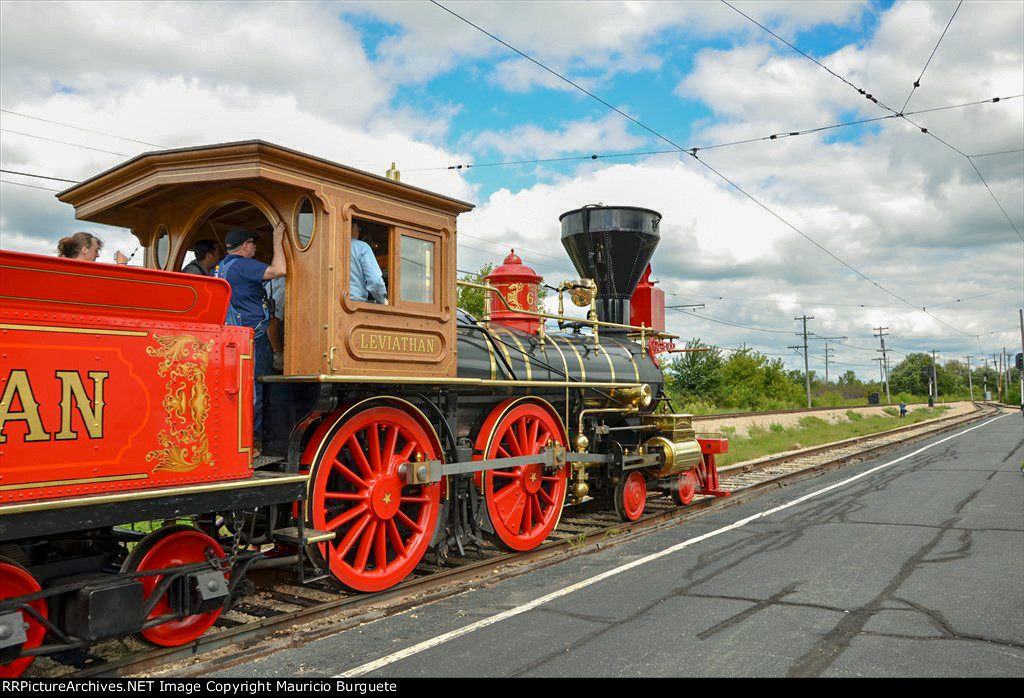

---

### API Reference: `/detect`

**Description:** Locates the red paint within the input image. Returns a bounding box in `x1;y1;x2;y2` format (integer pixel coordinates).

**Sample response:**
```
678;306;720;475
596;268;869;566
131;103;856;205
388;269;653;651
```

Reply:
0;250;253;504
485;250;542;334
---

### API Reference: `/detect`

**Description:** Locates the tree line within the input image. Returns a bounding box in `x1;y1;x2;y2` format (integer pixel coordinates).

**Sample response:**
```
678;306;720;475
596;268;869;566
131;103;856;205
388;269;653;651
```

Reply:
663;339;1021;411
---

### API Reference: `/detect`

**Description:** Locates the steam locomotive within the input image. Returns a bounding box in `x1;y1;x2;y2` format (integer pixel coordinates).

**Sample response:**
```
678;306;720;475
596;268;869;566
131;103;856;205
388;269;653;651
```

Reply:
0;141;727;676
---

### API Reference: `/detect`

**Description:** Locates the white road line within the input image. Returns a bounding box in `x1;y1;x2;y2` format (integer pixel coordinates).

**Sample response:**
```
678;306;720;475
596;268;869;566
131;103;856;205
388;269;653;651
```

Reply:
337;413;1009;678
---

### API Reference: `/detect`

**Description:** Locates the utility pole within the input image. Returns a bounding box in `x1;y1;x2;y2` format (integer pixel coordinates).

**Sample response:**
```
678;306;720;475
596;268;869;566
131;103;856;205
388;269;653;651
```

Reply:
931;350;938;406
1019;309;1024;414
964;355;973;401
824;343;836;384
993;353;1001;401
1004;347;1010;403
792;315;814;408
983;356;989;400
874;326;891;404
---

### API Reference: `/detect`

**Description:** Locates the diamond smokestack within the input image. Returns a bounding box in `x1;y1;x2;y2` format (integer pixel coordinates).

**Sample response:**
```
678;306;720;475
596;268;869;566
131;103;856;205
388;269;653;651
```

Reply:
559;205;662;329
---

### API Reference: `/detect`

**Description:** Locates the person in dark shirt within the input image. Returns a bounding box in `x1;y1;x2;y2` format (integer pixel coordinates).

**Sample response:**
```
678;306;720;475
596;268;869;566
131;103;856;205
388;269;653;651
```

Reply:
182;239;219;275
216;223;287;455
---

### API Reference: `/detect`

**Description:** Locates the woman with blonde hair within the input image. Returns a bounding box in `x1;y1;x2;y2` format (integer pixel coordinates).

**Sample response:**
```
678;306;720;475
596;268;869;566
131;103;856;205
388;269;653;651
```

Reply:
57;232;128;264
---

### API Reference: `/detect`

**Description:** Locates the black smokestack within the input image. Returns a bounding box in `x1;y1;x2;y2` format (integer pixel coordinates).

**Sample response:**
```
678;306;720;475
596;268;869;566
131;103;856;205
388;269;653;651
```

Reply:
559;205;661;328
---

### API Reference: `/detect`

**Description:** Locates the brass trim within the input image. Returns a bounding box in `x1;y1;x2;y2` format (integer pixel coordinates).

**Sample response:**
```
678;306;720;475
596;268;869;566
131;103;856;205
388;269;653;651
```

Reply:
0;324;149;337
597;342;616;383
0;474;310;515
484;331;497;380
564;339;586;381
1;473;148;492
500;328;532;381
547;336;570;383
0;264;199;314
491;327;515;379
458;280;676;339
616;340;640;382
239;338;253;456
261;374;641;389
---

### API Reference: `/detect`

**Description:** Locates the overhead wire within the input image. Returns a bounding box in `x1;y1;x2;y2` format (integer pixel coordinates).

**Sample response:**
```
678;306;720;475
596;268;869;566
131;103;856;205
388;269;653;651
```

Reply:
0;179;63;192
405;95;1019;172
1;129;132;157
433;0;982;337
0;109;165;148
722;0;1024;243
900;0;963;113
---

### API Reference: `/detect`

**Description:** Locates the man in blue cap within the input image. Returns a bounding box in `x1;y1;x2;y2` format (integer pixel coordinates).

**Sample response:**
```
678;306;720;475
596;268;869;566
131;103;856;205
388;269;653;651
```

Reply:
217;221;287;456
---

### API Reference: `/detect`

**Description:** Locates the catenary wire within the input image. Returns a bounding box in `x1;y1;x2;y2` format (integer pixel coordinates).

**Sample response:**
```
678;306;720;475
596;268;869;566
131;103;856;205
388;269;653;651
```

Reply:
723;1;1024;243
900;0;963;114
1;129;132;157
432;0;981;336
0;109;165;148
0;179;63;192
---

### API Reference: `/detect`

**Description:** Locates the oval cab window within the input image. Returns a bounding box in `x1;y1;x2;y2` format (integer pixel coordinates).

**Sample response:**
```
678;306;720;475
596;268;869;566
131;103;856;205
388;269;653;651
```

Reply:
296;196;315;249
155;225;170;269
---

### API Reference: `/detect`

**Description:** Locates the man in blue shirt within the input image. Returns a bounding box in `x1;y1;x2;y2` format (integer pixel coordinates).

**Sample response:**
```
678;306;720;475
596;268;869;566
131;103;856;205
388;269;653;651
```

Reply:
217;222;287;455
351;224;387;303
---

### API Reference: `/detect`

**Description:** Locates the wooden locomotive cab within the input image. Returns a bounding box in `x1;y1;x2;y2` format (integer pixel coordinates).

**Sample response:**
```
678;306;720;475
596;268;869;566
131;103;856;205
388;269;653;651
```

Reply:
58;141;474;379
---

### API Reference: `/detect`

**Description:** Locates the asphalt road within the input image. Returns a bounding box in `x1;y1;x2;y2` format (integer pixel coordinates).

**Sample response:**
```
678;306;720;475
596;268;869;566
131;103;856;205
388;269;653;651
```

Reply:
211;410;1024;678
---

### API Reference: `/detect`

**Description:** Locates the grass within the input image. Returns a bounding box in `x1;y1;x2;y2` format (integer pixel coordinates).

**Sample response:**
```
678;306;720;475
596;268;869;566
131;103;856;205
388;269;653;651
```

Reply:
717;406;951;468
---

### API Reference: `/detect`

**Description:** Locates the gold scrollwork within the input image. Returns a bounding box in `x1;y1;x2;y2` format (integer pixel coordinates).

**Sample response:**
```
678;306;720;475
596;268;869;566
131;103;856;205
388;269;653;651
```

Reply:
145;334;214;473
505;283;527;310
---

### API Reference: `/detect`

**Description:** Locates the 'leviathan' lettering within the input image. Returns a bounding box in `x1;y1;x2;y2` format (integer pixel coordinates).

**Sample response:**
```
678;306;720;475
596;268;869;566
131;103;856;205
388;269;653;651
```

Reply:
358;332;436;354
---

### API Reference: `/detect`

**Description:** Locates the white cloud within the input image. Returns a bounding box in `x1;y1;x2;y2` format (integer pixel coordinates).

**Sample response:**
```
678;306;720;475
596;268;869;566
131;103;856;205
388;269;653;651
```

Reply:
469;112;648;159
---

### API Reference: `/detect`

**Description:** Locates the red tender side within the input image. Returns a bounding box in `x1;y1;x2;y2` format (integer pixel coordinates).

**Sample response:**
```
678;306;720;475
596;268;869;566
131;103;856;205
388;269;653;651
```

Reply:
0;251;255;504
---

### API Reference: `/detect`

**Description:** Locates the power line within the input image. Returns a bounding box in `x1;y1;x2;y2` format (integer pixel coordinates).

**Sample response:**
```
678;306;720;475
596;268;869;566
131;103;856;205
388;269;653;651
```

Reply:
0;168;79;183
406;95;1020;172
0;179;62;192
968;148;1024;158
724;1;1024;243
1;129;132;157
430;0;687;152
900;0;963;113
434;0;978;338
0;108;165;148
668;306;795;334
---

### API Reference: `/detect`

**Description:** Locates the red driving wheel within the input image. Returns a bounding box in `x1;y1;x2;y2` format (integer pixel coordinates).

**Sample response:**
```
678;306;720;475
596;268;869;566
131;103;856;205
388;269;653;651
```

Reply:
121;525;226;646
0;557;47;678
481;402;568;551
674;469;699;506
614;471;647;522
308;406;441;592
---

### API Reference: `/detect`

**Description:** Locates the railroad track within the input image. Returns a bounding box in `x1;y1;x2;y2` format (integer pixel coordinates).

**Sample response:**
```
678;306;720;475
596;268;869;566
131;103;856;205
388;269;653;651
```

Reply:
26;401;1003;679
690;400;960;422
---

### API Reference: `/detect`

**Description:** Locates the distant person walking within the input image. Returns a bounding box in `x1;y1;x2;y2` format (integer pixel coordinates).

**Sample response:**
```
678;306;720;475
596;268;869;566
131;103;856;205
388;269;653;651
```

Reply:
899;400;907;418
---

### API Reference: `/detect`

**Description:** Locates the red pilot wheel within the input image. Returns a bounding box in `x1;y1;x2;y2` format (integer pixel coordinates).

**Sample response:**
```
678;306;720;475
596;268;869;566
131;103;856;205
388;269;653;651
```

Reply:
481;403;568;551
0;557;47;678
120;525;226;646
614;471;647;522
309;406;441;592
674;469;699;506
